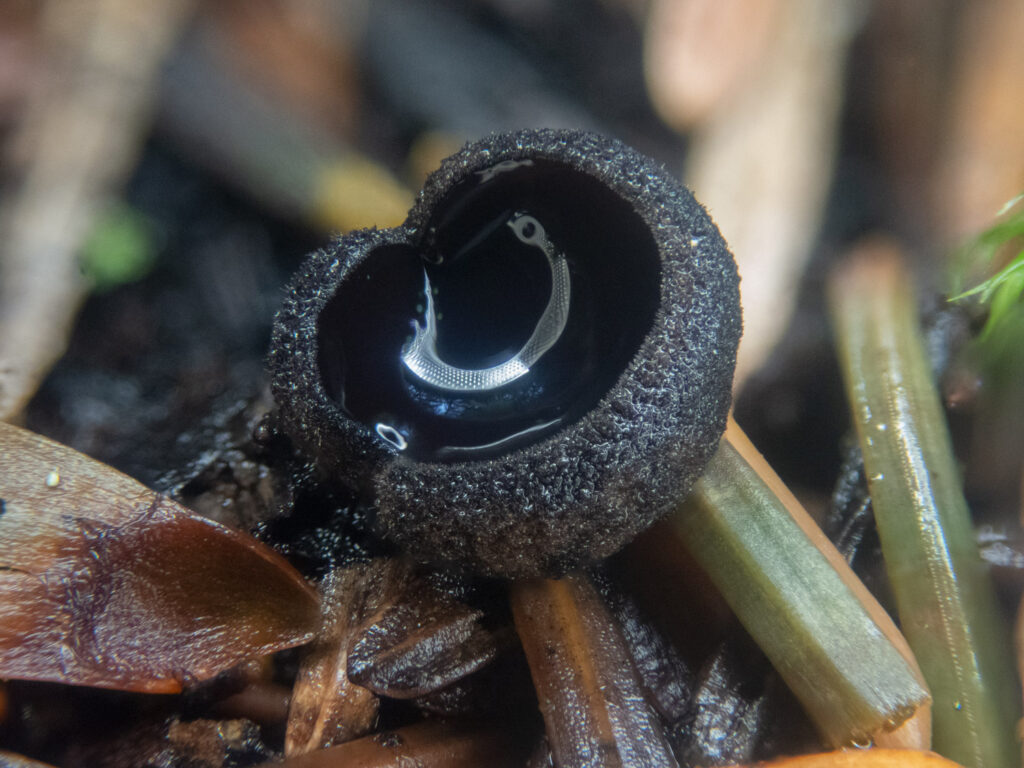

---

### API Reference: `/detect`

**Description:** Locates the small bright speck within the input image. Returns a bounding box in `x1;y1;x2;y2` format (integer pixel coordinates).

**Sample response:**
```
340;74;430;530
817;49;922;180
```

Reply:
375;423;408;451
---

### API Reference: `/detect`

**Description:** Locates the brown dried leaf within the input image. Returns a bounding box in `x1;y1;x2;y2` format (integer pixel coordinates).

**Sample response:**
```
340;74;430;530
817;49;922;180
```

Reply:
0;422;319;693
347;577;501;699
510;574;678;768
857;2;953;233
286;559;412;756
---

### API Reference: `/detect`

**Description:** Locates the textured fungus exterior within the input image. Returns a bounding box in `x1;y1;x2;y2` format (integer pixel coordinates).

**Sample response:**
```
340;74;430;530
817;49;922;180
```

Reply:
269;129;741;578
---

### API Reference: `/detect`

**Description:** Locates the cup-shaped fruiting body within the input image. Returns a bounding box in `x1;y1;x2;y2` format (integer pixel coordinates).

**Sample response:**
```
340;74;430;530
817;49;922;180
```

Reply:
269;129;741;578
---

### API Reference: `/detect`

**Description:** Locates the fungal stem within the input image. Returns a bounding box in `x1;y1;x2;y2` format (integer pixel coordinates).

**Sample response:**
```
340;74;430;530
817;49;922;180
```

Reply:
828;238;1020;768
667;419;931;748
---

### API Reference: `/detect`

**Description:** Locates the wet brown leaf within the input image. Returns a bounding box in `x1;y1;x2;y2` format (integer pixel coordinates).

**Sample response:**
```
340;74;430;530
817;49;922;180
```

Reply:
595;570;695;730
407;649;534;720
285;559;411;756
0;422;319;693
510;574;678;768
347;575;502;700
525;737;555;768
617;524;733;664
677;634;777;765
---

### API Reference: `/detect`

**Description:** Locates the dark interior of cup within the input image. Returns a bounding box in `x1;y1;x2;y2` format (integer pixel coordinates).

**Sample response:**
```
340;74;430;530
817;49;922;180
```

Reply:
316;159;661;462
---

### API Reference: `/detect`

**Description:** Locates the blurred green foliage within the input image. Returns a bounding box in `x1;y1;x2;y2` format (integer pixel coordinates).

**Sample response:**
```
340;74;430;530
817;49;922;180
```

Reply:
81;202;157;292
951;193;1024;342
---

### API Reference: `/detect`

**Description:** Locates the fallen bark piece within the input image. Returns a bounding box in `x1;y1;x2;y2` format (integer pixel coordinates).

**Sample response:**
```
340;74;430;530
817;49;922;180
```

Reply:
0;422;319;693
347;578;502;700
510;573;679;768
259;719;531;768
720;748;967;768
286;559;411;756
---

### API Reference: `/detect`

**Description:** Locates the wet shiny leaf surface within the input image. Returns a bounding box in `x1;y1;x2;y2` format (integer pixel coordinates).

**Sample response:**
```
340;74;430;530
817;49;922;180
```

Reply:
285;559;410;755
0;423;319;693
347;573;502;699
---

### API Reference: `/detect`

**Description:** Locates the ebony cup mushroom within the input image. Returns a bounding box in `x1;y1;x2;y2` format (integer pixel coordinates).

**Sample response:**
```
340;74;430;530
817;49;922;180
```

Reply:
269;129;741;578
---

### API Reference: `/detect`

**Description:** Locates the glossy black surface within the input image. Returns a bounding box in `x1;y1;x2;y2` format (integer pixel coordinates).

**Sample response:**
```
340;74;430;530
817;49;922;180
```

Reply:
317;160;660;461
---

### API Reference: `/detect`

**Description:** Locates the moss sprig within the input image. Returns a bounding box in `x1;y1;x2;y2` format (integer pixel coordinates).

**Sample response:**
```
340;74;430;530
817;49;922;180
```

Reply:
950;192;1024;342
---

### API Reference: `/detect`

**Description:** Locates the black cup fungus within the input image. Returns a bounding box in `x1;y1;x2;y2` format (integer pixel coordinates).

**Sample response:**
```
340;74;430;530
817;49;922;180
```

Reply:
269;129;741;578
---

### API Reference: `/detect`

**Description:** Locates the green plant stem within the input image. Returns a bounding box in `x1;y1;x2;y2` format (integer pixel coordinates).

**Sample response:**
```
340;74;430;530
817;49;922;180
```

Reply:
829;238;1020;768
669;421;930;748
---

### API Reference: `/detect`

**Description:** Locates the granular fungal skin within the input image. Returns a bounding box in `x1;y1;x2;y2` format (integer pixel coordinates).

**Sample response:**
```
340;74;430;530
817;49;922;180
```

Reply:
269;226;419;491
269;129;741;578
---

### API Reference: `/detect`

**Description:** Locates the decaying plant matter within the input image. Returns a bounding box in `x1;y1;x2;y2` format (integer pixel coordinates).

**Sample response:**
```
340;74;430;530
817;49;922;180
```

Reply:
2;2;1023;767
